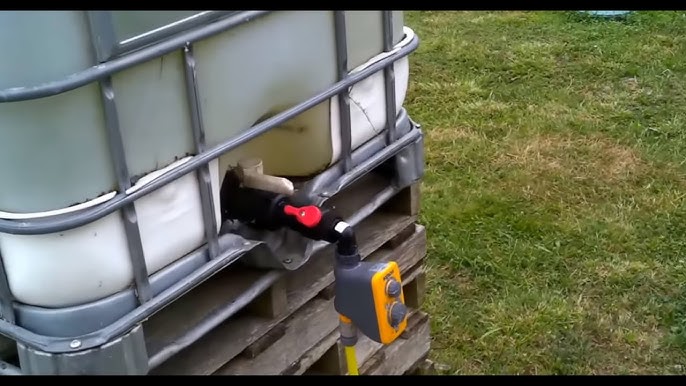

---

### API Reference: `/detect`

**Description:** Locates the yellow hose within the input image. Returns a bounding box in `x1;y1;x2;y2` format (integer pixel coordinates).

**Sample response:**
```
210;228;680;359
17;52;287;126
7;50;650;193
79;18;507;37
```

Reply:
344;345;359;375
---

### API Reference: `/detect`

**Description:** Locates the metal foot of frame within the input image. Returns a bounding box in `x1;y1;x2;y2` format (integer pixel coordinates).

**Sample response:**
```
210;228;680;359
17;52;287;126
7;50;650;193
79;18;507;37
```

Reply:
16;325;148;375
393;128;424;189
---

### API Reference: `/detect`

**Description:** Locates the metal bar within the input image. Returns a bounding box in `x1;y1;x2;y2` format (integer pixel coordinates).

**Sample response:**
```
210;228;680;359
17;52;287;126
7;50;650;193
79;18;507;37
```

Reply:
86;11;118;63
148;270;280;369
182;45;219;260
99;78;152;305
112;11;235;59
0;11;271;103
0;253;15;324
295;108;412;203
0;32;419;236
311;184;400;256
0;238;258;353
333;11;353;173
382;10;397;145
321;128;421;197
345;185;398;228
0;359;22;375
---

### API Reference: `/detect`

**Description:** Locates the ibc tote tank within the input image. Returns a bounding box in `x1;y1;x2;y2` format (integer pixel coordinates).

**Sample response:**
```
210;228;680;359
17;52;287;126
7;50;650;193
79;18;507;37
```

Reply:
0;11;414;309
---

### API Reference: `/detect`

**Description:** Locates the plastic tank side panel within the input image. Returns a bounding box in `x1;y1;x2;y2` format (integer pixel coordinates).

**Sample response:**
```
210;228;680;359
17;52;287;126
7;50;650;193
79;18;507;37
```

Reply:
345;11;405;72
111;51;195;181
110;11;203;43
392;11;405;44
0;213;134;308
0;84;116;213
0;157;221;308
195;11;337;178
0;11;94;89
216;104;333;179
134;159;220;277
345;11;384;71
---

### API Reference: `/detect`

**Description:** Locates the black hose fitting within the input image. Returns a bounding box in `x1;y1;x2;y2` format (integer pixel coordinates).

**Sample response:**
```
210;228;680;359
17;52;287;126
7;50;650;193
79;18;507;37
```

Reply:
333;224;361;267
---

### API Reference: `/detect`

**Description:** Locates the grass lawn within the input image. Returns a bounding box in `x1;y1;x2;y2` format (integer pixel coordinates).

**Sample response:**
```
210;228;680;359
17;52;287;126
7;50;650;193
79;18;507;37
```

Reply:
404;11;686;374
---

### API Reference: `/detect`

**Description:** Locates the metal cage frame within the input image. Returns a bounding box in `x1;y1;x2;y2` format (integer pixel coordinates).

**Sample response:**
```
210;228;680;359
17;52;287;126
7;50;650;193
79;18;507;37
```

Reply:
0;10;422;375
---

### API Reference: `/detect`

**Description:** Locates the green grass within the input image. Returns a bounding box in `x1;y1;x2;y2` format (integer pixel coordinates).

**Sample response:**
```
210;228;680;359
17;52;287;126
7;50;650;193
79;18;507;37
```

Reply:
404;11;686;374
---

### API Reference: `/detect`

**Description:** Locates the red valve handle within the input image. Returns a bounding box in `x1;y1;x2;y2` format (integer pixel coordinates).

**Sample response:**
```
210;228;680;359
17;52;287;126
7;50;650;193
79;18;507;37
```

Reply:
283;205;323;228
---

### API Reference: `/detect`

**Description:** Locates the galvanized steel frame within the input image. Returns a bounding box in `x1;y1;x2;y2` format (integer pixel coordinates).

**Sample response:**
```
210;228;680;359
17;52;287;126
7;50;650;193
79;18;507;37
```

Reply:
0;10;421;373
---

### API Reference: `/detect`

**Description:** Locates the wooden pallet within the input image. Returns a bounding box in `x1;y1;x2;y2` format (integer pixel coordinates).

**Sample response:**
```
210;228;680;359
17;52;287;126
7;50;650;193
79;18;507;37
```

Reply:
147;172;425;375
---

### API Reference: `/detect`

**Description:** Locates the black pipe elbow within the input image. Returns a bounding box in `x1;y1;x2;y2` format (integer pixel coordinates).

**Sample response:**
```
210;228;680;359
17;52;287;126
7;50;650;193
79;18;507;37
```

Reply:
336;225;357;256
335;224;360;267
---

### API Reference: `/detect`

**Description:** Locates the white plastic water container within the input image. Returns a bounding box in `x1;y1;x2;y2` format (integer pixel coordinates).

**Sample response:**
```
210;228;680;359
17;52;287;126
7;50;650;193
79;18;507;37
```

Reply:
0;11;414;308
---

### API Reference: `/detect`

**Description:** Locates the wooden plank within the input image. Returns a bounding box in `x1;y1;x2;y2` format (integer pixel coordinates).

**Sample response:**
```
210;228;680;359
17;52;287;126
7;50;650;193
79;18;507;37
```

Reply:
215;227;427;375
305;332;346;376
241;323;287;359
143;267;266;356
246;277;288;319
361;312;431;375
400;262;426;292
383;183;421;216
220;298;338;375
150;218;420;375
323;172;392;217
284;331;341;375
343;337;381;373
404;355;431;375
385;222;419;250
355;311;429;375
316;283;336;301
403;270;426;310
